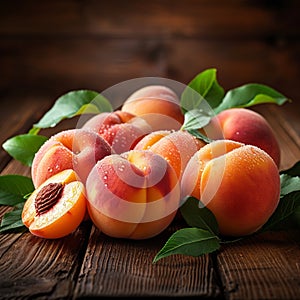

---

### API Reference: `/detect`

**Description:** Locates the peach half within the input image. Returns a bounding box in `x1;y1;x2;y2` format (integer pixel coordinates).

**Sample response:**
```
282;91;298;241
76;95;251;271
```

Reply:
121;85;184;131
22;169;87;239
208;108;281;167
82;110;152;154
134;130;206;179
31;128;112;187
181;140;280;236
86;150;180;239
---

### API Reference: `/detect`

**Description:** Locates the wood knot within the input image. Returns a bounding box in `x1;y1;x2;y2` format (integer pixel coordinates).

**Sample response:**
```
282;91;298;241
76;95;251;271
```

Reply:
35;182;64;216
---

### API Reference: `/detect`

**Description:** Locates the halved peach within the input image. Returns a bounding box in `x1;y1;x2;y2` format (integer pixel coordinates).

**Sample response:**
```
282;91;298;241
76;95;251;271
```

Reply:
22;169;87;239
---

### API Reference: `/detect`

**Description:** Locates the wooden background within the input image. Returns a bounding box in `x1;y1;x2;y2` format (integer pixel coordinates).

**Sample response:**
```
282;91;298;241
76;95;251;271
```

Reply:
1;0;299;127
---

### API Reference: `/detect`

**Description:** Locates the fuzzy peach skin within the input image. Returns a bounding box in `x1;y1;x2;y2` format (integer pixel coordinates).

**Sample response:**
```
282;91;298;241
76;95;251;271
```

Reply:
31;128;112;188
85;150;180;239
134;130;206;179
22;169;87;239
82;110;152;154
121;85;184;131
207;108;281;167
181;140;280;237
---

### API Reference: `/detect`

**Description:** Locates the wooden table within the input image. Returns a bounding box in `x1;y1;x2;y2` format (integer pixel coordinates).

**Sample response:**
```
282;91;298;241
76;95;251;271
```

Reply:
1;1;300;299
0;97;300;300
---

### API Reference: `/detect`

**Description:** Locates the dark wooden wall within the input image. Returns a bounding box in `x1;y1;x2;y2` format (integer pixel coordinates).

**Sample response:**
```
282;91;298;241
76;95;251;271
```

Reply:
1;0;299;130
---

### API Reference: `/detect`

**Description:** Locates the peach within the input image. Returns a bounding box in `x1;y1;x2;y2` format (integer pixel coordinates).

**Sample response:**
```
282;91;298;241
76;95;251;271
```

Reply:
134;130;206;179
208;108;281;167
31;128;112;187
121;85;184;131
85;150;180;239
82;110;152;154
22;169;87;239
181;140;280;236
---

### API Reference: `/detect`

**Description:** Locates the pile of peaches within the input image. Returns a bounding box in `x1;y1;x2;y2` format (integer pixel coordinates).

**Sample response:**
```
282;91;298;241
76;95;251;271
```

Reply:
22;85;281;240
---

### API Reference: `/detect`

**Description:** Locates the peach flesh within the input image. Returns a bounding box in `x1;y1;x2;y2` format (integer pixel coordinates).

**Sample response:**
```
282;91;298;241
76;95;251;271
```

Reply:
181;140;280;236
22;169;87;239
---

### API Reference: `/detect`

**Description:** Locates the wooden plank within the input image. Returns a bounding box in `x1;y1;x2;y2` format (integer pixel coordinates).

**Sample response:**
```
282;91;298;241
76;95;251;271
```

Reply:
217;231;300;300
0;221;92;299
0;38;168;94
1;38;300;105
74;222;221;298
0;0;299;38
165;39;300;93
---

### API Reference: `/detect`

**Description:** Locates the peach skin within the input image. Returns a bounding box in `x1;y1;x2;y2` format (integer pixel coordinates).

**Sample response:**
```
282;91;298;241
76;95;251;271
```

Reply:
31;128;112;187
85;150;180;239
121;85;184;131
208;108;281;167
22;169;87;239
82;110;152;154
135;130;206;179
181;140;280;237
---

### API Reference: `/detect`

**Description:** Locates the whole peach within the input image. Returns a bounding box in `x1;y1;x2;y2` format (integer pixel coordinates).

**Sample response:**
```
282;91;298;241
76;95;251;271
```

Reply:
135;130;205;179
181;140;280;236
82;110;152;154
31;129;112;187
121;85;184;131
208;108;281;167
86;150;180;239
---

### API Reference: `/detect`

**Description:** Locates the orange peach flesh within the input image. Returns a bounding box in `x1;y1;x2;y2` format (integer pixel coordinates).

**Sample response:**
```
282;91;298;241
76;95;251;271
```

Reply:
22;169;86;239
181;140;280;236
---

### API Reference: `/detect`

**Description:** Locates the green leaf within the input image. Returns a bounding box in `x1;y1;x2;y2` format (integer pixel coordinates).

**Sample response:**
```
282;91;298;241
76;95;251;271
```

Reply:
280;174;300;197
0;175;34;206
33;90;113;130
181;109;213;131
215;83;290;113
180;68;224;113
153;228;220;263
2;134;48;166
260;191;300;232
0;205;26;233
180;197;219;235
259;162;300;232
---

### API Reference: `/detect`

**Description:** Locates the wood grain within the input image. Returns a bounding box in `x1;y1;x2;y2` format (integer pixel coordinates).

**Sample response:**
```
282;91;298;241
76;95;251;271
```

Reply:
217;231;300;300
0;222;92;299
0;0;298;38
74;223;220;298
